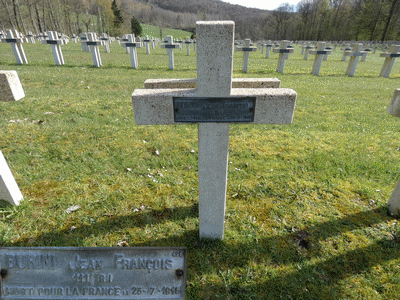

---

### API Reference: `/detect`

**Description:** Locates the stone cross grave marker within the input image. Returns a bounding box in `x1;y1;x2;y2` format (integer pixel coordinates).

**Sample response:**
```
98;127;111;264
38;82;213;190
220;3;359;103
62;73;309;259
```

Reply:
310;42;331;76
41;31;65;66
160;36;181;70
345;43;366;76
184;37;192;56
0;151;23;206
86;32;102;68
361;44;371;62
121;34;142;69
264;40;273;58
341;43;352;61
99;33;110;53
274;40;294;73
0;70;25;101
386;88;400;216
27;31;35;44
380;45;400;78
323;43;332;61
79;33;89;52
1;30;28;65
303;42;313;60
131;21;297;239
143;36;151;54
236;39;257;73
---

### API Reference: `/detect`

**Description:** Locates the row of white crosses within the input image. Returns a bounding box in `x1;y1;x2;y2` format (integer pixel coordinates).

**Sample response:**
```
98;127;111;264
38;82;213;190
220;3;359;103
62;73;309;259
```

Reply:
1;29;28;65
132;21;297;239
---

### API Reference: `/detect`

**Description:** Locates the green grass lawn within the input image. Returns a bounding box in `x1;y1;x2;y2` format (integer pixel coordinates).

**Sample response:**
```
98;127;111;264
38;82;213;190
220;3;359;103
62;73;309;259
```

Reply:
0;39;400;299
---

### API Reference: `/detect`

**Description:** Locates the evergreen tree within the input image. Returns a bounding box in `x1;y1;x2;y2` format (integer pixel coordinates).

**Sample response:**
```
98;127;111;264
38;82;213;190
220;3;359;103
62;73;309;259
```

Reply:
130;15;142;36
111;0;124;29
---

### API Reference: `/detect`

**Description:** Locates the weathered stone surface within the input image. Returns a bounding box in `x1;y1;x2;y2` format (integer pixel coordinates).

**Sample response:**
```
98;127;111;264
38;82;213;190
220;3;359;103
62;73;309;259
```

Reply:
387;89;400;117
143;78;281;89
0;70;25;101
132;88;296;125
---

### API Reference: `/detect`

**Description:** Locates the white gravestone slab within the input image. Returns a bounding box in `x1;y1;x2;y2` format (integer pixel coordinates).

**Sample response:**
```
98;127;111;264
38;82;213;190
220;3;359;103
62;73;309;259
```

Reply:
0;151;23;205
42;31;65;66
310;42;331;76
1;30;28;65
132;21;297;239
387;89;400;216
160;36;180;70
0;70;25;101
380;45;400;78
121;34;141;69
236;39;257;73
274;40;294;73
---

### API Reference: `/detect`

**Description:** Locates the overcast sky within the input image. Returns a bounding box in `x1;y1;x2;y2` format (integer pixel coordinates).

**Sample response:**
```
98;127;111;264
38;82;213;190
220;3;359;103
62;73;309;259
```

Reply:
221;0;300;11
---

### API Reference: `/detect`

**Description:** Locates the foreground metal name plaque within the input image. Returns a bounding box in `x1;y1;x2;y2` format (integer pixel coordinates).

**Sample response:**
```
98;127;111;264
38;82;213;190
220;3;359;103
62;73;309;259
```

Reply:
173;97;256;123
0;247;186;299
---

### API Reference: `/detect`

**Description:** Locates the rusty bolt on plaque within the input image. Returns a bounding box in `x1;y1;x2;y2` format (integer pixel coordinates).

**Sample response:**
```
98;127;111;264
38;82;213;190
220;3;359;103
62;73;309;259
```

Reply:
175;269;184;277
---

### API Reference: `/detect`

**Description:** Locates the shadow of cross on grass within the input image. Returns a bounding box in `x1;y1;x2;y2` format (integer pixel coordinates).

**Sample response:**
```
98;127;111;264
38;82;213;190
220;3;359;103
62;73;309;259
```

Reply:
7;204;400;298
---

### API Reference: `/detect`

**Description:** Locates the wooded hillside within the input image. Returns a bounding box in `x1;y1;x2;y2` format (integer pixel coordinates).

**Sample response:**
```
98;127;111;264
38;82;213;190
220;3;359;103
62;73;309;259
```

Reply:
1;0;399;41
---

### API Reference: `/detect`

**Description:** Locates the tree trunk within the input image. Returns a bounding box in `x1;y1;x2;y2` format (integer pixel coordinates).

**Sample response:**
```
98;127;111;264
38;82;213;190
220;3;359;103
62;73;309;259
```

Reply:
0;0;16;30
381;0;399;41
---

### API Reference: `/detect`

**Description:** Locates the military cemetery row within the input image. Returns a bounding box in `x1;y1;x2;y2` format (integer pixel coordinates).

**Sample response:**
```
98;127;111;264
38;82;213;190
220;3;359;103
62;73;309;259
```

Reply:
1;29;399;78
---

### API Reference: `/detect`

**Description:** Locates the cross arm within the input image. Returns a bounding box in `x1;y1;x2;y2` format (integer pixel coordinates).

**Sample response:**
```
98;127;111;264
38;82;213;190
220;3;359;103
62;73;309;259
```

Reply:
132;88;297;125
143;78;281;89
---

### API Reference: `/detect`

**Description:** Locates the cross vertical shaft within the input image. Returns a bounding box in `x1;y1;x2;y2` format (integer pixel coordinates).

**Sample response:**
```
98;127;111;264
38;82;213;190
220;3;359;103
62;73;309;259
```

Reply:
196;21;234;239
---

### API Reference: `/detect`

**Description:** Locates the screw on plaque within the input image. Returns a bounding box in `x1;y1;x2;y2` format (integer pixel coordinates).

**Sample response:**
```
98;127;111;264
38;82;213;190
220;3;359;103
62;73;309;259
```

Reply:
0;269;8;280
175;269;184;277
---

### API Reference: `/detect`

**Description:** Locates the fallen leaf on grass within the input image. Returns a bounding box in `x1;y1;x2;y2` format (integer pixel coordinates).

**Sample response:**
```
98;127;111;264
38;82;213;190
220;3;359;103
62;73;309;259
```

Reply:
65;205;81;214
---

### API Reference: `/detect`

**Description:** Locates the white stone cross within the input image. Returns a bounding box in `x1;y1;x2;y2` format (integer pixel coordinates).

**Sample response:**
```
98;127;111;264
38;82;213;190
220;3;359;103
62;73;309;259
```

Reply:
323;43;332;61
345;43;366;76
27;31;35;44
0;70;25;102
1;30;28;65
80;33;89;52
380;45;400;78
303;42;313;60
100;33;110;53
160;36;181;70
341;43;352;61
132;21;297;239
121;34;141;69
310;42;331;76
236;39;257;73
264;40;273;58
143;36;151;54
42;31;65;66
86;32;102;68
184;37;192;56
361;45;371;62
386;88;400;216
274;40;294;73
0;150;23;206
